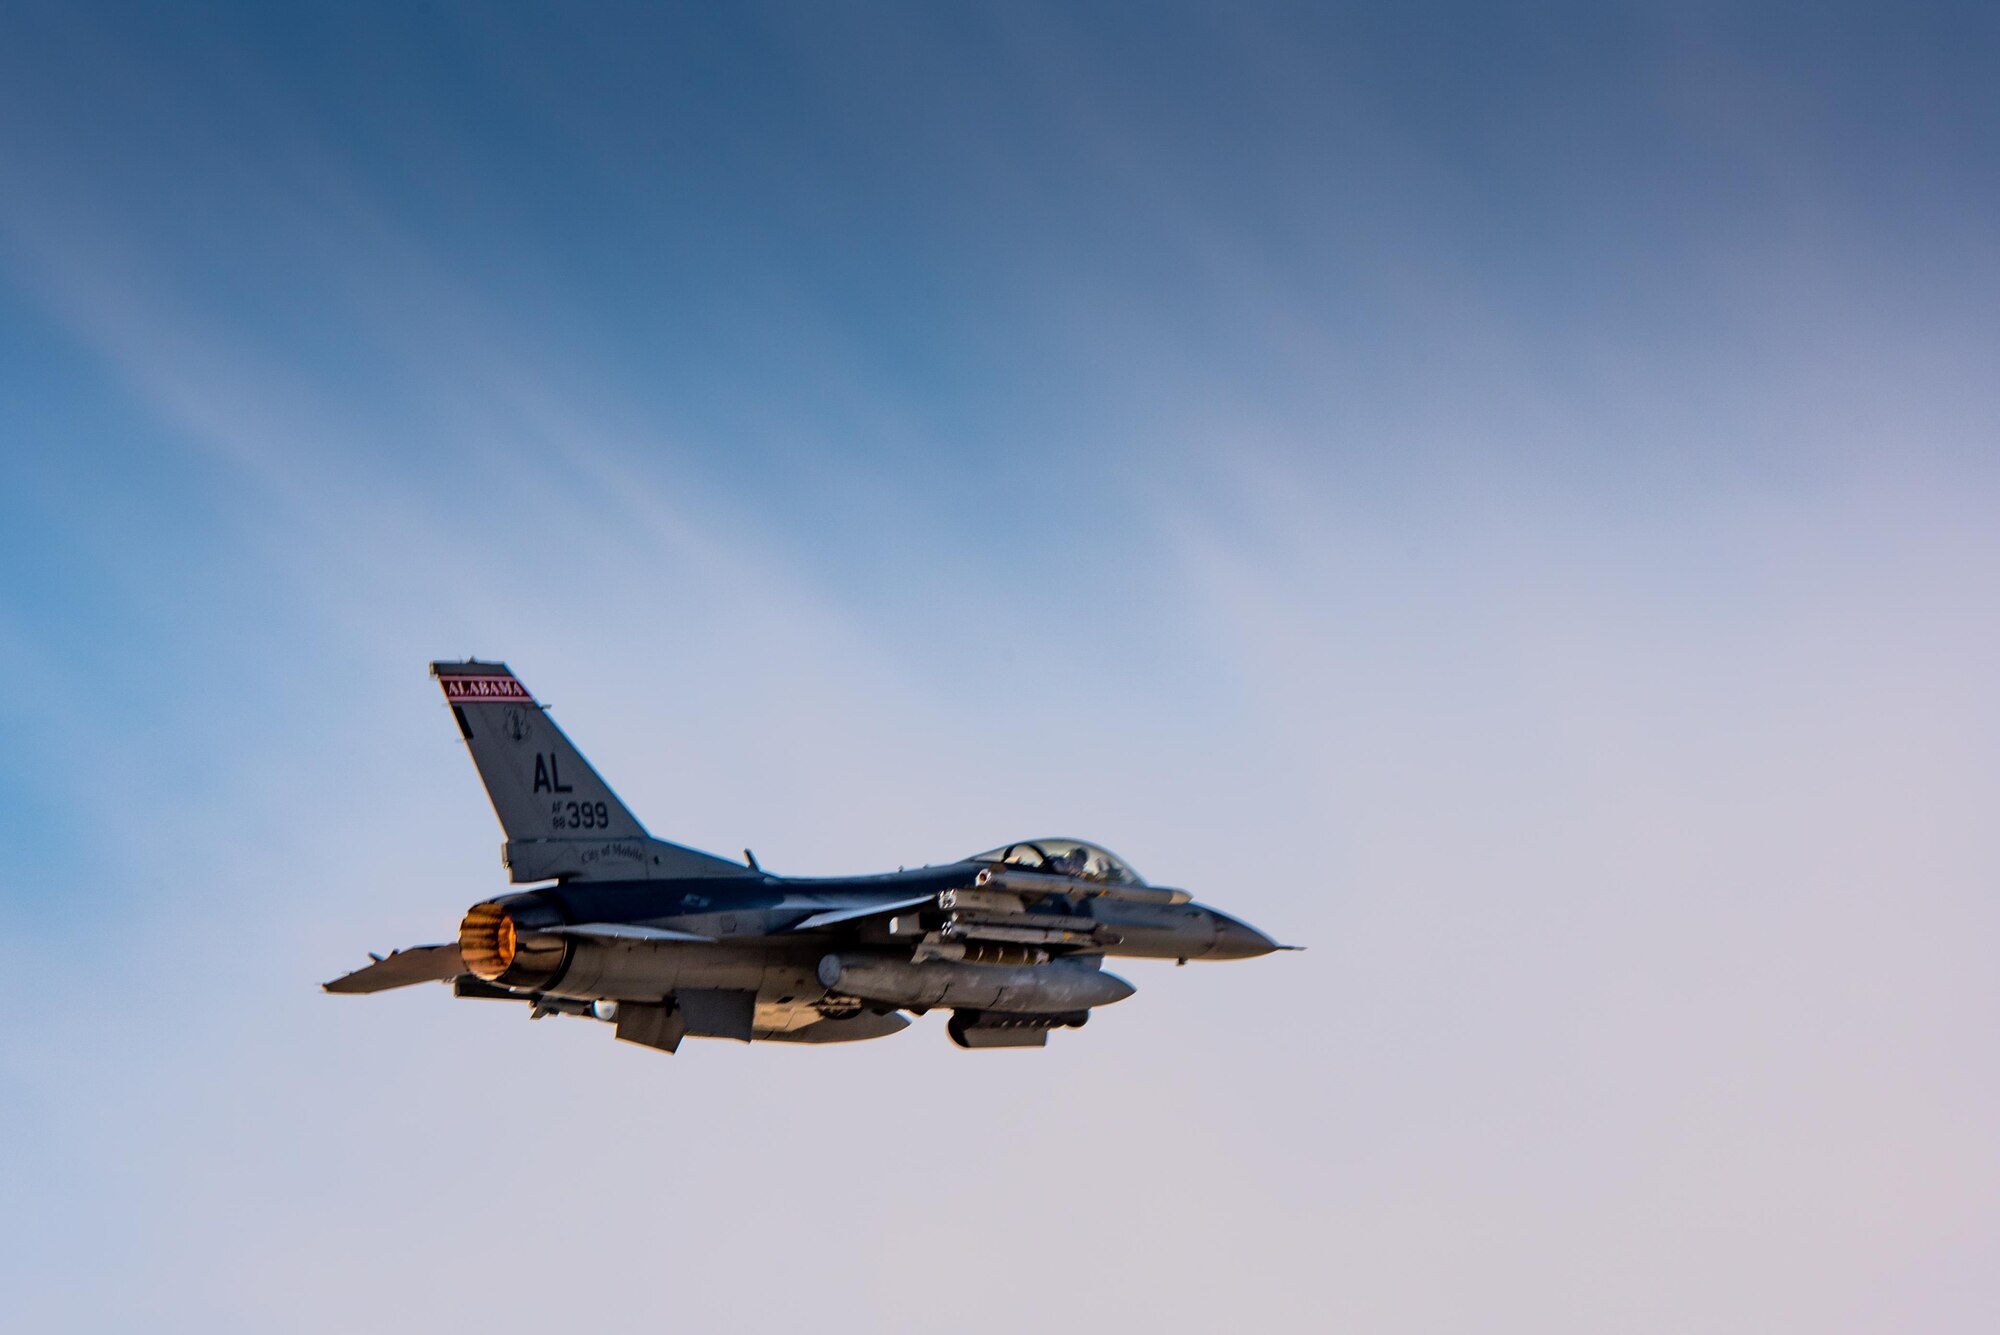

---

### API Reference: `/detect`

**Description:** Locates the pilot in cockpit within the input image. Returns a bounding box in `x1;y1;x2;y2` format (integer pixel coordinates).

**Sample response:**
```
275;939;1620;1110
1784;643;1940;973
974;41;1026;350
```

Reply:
1049;846;1091;879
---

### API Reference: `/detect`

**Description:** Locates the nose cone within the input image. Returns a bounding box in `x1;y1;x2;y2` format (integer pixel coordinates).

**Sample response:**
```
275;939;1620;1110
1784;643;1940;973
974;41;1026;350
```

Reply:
1207;909;1281;960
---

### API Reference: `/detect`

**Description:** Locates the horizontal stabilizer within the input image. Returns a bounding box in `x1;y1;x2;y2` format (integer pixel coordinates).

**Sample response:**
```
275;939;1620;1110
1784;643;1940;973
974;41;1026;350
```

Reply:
541;922;716;944
323;944;464;994
787;895;934;932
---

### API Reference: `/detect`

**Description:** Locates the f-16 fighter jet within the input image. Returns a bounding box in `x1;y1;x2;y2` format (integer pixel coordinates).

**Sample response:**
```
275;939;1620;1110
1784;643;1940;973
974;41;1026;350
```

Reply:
325;661;1293;1052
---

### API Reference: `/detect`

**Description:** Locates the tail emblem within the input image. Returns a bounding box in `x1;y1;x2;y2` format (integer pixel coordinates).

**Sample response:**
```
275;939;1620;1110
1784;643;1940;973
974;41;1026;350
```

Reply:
504;707;532;742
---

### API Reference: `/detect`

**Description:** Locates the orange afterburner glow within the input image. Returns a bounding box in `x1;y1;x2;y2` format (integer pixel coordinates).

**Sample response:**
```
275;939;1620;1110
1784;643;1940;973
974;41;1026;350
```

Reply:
458;901;517;979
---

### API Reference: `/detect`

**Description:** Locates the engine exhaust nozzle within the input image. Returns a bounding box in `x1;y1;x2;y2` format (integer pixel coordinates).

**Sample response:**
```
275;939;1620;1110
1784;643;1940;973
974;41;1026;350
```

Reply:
458;901;517;980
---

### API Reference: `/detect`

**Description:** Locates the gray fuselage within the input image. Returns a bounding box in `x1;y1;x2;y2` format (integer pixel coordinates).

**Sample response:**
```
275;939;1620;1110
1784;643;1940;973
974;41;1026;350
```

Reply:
469;860;1277;1006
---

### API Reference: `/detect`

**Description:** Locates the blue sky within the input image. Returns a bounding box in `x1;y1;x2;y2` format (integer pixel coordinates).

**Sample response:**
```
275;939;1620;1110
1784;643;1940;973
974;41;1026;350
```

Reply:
3;5;1997;1331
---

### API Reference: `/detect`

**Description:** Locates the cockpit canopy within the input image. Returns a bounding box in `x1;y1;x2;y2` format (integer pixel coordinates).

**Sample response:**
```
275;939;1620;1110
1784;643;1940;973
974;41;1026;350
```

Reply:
966;838;1144;886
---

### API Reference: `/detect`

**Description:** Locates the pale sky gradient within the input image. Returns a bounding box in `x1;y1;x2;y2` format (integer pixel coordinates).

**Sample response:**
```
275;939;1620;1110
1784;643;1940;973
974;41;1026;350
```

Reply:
2;4;1996;1332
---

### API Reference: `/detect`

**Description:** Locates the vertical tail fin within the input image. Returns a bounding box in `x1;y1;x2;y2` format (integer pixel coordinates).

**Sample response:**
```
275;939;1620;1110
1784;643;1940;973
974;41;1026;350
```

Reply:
431;661;751;882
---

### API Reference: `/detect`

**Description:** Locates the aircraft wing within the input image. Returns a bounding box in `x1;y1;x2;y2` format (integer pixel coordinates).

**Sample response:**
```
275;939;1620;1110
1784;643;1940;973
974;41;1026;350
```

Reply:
323;944;465;994
785;895;934;932
540;923;716;943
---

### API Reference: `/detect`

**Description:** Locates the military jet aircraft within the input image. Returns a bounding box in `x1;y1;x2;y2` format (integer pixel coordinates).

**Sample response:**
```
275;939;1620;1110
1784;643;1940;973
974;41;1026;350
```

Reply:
325;661;1292;1052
